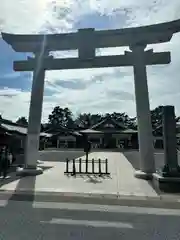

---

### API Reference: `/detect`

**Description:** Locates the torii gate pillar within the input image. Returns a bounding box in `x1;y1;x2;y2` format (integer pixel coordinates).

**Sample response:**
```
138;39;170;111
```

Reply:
17;53;47;176
131;45;155;179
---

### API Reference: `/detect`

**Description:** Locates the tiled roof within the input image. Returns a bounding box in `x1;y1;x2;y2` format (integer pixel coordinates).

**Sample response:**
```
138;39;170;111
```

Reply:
53;131;82;137
91;117;125;130
45;125;71;133
39;132;52;137
72;131;82;136
0;123;51;137
80;129;103;134
121;129;138;133
1;123;27;135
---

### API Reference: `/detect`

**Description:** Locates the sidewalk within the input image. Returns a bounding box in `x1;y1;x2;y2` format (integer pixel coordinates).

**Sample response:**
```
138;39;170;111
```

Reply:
0;152;180;208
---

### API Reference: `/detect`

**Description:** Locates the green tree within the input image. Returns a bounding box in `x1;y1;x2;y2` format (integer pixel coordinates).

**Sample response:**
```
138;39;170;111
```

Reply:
90;114;102;126
48;106;74;129
75;113;102;128
106;112;137;129
151;106;163;130
16;117;28;126
151;105;179;135
75;113;92;128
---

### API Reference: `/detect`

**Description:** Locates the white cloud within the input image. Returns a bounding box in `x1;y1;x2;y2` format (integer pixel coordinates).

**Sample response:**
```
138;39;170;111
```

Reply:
0;88;30;121
0;0;48;33
0;0;180;122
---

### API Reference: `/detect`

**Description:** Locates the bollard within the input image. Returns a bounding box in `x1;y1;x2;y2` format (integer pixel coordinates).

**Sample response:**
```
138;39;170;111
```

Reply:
92;158;95;174
105;158;108;174
66;158;69;173
72;159;76;175
86;157;88;173
79;158;82;173
98;158;101;175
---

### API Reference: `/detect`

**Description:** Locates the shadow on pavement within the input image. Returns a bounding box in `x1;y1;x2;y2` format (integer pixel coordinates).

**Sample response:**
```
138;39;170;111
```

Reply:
122;150;167;171
122;151;140;170
66;173;111;184
85;175;102;184
0;173;21;187
122;151;160;195
1;165;52;203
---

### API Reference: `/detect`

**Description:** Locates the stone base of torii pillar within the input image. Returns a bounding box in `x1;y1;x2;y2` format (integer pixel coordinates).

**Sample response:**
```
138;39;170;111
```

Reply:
16;159;44;177
16;166;43;177
134;170;153;180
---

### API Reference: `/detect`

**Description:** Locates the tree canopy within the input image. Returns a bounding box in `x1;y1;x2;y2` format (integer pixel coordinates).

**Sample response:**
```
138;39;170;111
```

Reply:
48;106;75;129
47;106;137;130
14;105;180;132
16;117;28;126
151;105;179;131
75;113;102;129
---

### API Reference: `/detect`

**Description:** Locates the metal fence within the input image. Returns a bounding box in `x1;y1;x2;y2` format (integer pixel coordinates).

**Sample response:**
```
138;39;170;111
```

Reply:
64;158;110;176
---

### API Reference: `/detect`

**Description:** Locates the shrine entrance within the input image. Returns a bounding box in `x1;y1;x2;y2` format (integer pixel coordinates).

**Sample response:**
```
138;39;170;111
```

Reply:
102;134;116;149
2;18;180;179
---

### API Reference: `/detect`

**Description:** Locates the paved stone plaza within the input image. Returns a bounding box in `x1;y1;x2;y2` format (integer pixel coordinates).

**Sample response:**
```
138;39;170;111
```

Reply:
0;151;180;205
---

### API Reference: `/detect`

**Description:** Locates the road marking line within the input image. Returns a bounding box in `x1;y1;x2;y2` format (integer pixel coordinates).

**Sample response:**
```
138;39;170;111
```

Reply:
33;201;180;216
0;200;8;207
40;218;133;229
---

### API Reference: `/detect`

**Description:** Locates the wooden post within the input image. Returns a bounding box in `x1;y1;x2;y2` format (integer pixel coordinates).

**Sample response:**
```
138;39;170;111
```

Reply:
86;153;88;173
105;158;108;174
98;158;101;175
79;158;82;173
92;158;95;174
72;159;76;176
66;158;69;173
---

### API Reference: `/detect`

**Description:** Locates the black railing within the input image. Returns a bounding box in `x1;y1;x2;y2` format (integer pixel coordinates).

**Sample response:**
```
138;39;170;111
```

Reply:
64;158;110;176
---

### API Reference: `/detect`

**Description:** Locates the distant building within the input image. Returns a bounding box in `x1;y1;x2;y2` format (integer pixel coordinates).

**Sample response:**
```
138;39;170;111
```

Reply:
0;118;51;153
79;116;138;149
45;125;83;148
46;117;180;150
46;116;138;149
3;116;178;151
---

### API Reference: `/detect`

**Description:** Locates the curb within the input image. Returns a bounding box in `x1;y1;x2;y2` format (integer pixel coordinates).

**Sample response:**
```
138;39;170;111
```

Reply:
0;190;180;208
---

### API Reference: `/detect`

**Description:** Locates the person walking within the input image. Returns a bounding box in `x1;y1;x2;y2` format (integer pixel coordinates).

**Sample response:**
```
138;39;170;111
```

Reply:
84;141;91;162
0;145;9;179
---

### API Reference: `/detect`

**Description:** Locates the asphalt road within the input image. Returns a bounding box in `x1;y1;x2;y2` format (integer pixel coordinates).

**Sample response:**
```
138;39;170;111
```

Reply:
0;199;180;239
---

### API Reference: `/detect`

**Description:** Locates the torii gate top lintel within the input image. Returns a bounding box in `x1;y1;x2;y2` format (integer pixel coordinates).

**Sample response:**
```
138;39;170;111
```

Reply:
2;18;180;53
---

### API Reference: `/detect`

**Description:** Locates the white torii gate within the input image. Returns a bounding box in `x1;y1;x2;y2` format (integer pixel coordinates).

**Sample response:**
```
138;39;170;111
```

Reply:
2;18;180;179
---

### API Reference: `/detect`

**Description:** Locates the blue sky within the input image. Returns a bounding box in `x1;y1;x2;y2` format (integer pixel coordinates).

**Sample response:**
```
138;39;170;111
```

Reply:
0;0;180;122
